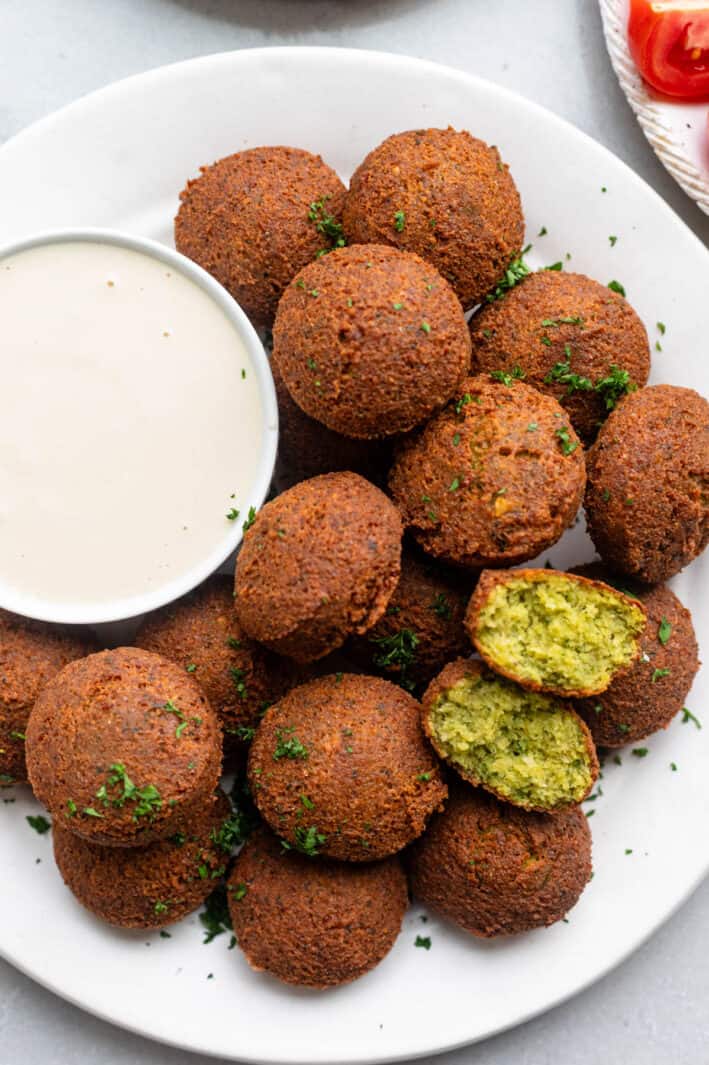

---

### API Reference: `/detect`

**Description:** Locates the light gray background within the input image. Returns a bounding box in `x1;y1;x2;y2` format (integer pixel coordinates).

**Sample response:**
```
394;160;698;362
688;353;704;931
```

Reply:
1;1;707;1063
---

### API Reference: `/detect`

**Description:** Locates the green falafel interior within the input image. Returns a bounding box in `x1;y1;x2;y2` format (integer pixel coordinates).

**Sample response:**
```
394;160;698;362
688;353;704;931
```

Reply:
428;671;595;809
472;572;645;695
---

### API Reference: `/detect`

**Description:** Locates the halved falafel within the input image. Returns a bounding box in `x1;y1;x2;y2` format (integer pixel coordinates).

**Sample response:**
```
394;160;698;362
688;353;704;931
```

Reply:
234;472;402;663
422;659;598;811
53;791;231;928
247;673;446;861
347;548;472;692
26;647;222;846
388;375;586;569
227;827;408;989
469;271;651;444
343;127;524;309
571;563;699;747
271;349;391;492
175;146;346;328
273;243;471;439
585;384;709;583
134;575;295;749
466;568;646;697
0;610;92;786
406;786;592;937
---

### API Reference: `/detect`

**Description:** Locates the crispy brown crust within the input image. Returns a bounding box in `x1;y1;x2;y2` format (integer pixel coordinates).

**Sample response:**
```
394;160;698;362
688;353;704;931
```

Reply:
272;243;471;439
53;791;231;929
343;127;524;310
570;563;700;747
134;575;296;751
585;385;709;583
388;375;586;568
270;349;392;492
228;827;408;989
420;658;598;811
26;648;222;846
469;271;651;445
234;472;402;663
347;549;474;692
406;786;592;937
0;610;93;785
247;673;447;861
175;146;346;328
465;568;646;697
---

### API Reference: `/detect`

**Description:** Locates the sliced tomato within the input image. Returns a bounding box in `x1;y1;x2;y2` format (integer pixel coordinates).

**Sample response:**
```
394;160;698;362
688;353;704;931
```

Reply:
628;0;709;100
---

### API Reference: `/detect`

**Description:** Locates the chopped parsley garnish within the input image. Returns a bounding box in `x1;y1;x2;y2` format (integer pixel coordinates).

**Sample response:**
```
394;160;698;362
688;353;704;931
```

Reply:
225;724;256;742
490;366;525;386
95;763;162;821
651;668;671;683
415;935;432;949
226;507;240;521
527;421;538;432
416;772;432;782
448;476;461;492
625;848;633;855
486;251;531;302
26;814;51;835
608;279;626;297
431;592;452;620
544;358;593;394
632;748;649;758
370;629;419;692
283;825;327;857
230;882;248;902
617;724;630;734
452;432;461;447
657;322;666;335
392;302;404;311
420;321;431;334
541;316;584;328
154;900;171;915
82;806;104;819
185;663;197;674
308;199;346;251
555;426;578;456
393;210;406;232
273;728;309;761
454;393;472;415
682;707;702;729
242;506;257;532
609;235;618;247
671;762;678;772
544;261;564;271
66;799;77;816
594;365;636;411
658;618;672;646
229;666;248;701
210;811;253;854
538;226;548;237
200;885;233;944
159;930;172;938
163;698;189;738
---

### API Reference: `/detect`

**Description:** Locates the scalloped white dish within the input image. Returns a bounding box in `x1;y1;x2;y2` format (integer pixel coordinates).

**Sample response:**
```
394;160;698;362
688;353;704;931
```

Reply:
0;47;707;1065
599;0;709;215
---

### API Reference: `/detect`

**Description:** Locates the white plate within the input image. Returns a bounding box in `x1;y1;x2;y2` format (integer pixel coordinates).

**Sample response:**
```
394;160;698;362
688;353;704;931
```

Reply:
0;47;708;1065
599;0;709;215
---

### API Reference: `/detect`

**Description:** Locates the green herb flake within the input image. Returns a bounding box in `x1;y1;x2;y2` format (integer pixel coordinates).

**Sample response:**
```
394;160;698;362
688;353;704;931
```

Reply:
538;226;548;237
416;772;432;783
307;199;346;252
594;364;637;411
242;506;257;532
230;882;248;901
670;762;678;772
608;280;626;297
555;426;579;456
657;322;666;335
185;663;197;674
490;366;525;386
370;629;419;692
431;592;452;620
163;698;189;739
200;885;233;944
393;210;406;232
544;261;564;272
452;432;461;447
651;668;671;683
527;422;538;432
681;707;702;729
609;235;618;247
486;253;531;302
225;507;240;521
26;814;51;835
414;935;432;950
82;806;104;819
420;321;431;334
448;477;461;493
658;618;672;646
632;747;649;758
273;728;309;761
154;900;171;915
229;666;248;701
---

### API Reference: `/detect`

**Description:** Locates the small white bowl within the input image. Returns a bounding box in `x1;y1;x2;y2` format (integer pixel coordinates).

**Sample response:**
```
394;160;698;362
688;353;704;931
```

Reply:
0;228;278;627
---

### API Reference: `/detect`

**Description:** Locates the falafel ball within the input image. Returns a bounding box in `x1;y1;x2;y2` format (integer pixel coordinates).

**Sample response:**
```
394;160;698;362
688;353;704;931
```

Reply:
388;375;586;569
175;146;346;329
343;127;524;309
228;827;408;989
134;575;295;749
271;349;391;492
422;659;598;811
53;790;232;928
466;568;647;698
234;472;402;663
0;610;92;786
406;786;592;937
585;384;709;582
469;271;651;444
347;548;473;692
273;244;471;439
248;673;446;861
26;647;222;847
571;562;699;747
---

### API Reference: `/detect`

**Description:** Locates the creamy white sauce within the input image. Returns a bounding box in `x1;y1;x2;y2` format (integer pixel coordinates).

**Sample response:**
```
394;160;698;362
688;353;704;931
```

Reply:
0;240;264;615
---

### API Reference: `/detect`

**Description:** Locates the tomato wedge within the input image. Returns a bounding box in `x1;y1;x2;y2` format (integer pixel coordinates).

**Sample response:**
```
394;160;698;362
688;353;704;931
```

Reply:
628;0;709;100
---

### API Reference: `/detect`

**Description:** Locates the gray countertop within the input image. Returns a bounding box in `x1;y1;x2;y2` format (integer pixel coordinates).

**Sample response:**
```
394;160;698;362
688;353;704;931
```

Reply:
1;1;707;1062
